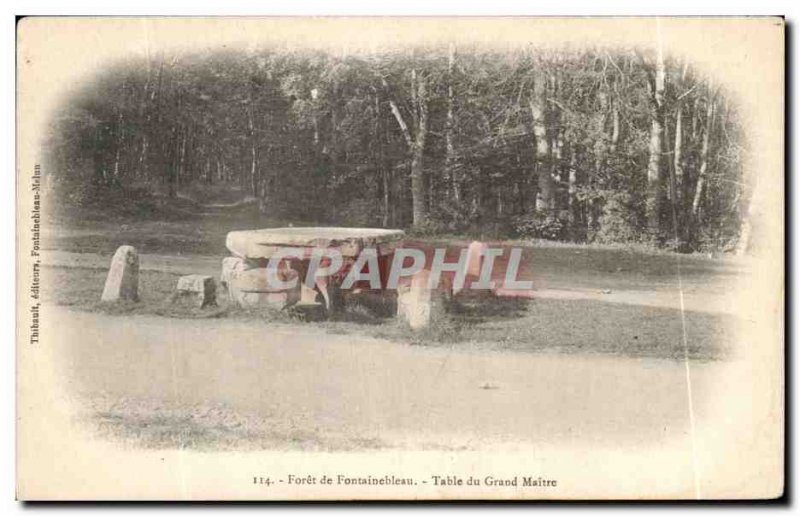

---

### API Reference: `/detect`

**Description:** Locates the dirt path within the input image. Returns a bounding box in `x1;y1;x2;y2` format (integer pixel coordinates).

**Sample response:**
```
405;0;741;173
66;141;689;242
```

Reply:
43;250;739;315
44;305;724;451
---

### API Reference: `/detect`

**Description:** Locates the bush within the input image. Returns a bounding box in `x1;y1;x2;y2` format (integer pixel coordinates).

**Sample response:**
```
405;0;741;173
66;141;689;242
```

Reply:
512;211;566;240
591;192;646;245
406;217;452;237
330;197;382;227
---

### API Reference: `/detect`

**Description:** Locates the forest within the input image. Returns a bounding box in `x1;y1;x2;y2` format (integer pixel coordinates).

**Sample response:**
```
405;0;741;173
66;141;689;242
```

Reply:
44;44;749;252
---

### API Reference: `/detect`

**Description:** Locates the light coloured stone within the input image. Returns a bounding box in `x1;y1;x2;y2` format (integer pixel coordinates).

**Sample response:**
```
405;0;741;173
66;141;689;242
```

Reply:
466;240;487;277
300;283;320;303
449;240;487;295
397;270;451;329
225;227;404;259
228;265;301;310
228;266;295;293
101;245;139;302
175;274;217;308
220;256;247;297
236;289;301;310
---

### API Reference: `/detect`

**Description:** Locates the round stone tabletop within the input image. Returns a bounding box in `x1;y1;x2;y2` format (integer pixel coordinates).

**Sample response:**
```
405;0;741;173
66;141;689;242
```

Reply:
226;227;405;259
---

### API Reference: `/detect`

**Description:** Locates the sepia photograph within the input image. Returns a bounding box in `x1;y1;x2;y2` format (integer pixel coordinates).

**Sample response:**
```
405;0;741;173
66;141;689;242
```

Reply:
15;16;784;500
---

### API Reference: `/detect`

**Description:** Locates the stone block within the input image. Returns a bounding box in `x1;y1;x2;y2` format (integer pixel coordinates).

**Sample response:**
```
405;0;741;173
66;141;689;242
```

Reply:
300;283;321;303
451;240;488;295
101;245;139;302
228;266;301;310
220;256;248;302
397;270;451;329
466;240;487;277
176;274;217;308
220;256;246;289
235;289;301;310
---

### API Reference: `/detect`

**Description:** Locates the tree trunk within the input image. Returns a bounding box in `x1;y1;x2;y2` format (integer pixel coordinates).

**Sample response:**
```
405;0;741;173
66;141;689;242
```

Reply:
385;71;428;228
735;192;753;255
692;83;715;220
671;102;685;244
167;126;178;199
372;92;391;228
247;109;258;198
530;75;554;212
410;118;427;226
568;145;579;235
112;106;125;183
673;106;684;196
382;169;391;227
610;97;620;154
645;47;666;235
645;119;664;232
178;128;187;190
445;43;459;203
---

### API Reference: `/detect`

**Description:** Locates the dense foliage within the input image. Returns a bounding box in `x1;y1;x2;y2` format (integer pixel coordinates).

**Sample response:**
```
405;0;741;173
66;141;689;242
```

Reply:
45;46;748;252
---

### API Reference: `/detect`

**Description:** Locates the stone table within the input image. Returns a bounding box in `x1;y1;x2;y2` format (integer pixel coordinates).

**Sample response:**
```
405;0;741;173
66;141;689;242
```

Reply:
224;227;405;313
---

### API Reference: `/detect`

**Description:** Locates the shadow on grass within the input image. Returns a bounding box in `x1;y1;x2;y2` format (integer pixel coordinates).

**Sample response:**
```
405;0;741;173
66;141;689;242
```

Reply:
450;294;530;322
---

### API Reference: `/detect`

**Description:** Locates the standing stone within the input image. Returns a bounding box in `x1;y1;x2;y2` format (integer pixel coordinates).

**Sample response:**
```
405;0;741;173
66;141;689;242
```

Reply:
220;256;247;301
397;269;451;329
300;283;320;304
450;240;488;295
466;240;487;277
176;275;217;308
101;245;139;302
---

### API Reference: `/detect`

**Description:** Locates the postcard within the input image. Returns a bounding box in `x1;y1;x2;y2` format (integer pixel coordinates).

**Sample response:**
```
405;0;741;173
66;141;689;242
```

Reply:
16;16;784;500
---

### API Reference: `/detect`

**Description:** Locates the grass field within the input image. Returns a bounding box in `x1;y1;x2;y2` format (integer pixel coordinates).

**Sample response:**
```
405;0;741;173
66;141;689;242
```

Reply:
45;198;740;290
41;197;745;362
38;202;745;453
43;258;737;361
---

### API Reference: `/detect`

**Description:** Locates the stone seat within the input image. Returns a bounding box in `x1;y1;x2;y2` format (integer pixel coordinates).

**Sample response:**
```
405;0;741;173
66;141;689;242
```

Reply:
175;274;217;308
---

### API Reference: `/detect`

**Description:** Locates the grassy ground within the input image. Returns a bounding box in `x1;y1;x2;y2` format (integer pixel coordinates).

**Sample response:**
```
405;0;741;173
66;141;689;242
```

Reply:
44;264;735;361
48;303;728;453
40;200;742;452
80;395;389;452
42;191;744;362
44;202;270;256
44;199;739;300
